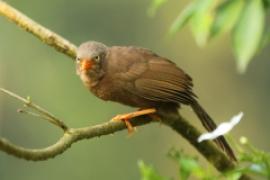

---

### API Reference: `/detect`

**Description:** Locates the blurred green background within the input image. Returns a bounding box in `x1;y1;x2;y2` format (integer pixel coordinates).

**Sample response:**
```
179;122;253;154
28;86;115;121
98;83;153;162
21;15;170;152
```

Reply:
0;0;269;179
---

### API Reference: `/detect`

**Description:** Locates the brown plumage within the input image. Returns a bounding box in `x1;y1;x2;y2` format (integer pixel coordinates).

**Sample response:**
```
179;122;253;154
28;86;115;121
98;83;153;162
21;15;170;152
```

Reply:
76;41;236;161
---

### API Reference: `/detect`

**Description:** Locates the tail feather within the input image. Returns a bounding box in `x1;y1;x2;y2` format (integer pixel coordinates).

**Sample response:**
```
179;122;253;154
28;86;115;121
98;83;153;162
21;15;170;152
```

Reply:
191;100;237;161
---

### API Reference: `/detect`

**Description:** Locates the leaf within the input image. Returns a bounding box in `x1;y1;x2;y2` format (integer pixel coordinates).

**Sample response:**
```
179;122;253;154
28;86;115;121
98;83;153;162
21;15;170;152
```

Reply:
210;0;244;38
232;0;265;73
190;0;216;46
263;0;270;8
179;156;202;180
148;0;168;17
259;26;270;50
138;160;169;180
169;2;197;35
249;164;267;175
168;149;208;179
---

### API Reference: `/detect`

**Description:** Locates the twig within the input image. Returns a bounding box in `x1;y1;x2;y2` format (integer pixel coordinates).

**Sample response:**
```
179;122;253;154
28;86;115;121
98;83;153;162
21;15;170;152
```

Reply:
0;88;68;131
17;108;62;128
0;0;247;176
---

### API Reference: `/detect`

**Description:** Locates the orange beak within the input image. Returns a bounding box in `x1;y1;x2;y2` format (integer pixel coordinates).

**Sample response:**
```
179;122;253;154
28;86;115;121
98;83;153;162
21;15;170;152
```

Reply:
80;59;93;71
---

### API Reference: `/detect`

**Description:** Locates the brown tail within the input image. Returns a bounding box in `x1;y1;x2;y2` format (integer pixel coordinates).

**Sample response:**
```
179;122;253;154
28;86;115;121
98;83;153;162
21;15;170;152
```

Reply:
191;100;237;161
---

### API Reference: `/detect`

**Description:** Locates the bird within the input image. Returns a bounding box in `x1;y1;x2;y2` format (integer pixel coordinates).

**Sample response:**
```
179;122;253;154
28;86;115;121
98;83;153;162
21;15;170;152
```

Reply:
75;41;236;161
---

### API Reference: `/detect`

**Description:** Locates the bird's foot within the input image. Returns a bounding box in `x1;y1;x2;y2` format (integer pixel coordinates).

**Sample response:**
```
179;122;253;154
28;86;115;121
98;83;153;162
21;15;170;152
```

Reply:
111;108;157;133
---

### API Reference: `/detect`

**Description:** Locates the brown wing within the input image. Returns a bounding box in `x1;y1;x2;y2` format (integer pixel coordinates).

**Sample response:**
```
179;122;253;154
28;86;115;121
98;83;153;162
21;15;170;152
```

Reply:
109;47;236;160
113;47;195;105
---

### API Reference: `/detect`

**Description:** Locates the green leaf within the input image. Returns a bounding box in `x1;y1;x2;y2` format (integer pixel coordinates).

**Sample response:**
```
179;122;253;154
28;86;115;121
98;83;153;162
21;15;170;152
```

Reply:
138;160;169;180
148;0;168;17
232;0;265;73
211;0;244;38
263;0;270;8
179;156;202;180
168;149;209;179
259;27;270;49
169;2;197;35
190;0;215;46
248;164;267;175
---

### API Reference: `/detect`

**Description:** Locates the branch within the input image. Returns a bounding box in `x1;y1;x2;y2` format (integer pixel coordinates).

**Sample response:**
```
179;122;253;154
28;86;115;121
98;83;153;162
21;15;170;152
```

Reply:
0;88;235;171
0;0;77;59
0;0;247;177
0;101;152;161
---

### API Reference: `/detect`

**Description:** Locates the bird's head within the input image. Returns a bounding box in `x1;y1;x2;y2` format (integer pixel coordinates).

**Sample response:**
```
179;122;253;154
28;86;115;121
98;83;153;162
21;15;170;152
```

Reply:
76;41;107;83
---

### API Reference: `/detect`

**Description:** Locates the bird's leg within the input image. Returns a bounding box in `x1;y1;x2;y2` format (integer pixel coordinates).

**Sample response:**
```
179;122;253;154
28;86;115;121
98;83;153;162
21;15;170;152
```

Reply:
111;108;157;133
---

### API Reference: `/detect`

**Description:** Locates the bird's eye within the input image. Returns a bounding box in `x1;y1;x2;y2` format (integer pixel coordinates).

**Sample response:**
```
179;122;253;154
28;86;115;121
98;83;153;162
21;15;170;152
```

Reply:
76;57;81;62
94;55;100;62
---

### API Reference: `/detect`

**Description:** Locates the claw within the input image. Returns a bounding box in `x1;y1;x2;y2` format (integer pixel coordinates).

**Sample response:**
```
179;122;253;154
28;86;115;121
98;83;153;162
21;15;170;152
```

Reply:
110;108;157;134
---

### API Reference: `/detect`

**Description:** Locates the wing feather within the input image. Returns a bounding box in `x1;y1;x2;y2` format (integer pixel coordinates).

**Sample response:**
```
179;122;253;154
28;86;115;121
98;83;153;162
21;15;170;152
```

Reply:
118;55;195;104
135;79;194;104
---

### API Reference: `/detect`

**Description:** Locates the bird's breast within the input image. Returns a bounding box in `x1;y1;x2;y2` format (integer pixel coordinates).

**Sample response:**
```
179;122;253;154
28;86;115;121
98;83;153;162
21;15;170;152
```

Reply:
79;72;112;101
78;70;99;90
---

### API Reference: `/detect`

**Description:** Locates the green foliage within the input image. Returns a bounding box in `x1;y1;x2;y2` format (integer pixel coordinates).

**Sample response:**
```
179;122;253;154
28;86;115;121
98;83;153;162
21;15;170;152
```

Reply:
189;0;215;46
169;3;197;35
235;137;270;178
211;0;244;38
232;0;265;73
138;160;170;180
151;0;269;73
139;149;217;180
139;137;270;179
263;0;270;8
148;0;168;17
168;149;214;180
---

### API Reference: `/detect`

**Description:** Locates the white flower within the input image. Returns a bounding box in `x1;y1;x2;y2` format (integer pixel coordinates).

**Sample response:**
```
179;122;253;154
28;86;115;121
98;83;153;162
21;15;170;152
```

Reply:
198;112;243;143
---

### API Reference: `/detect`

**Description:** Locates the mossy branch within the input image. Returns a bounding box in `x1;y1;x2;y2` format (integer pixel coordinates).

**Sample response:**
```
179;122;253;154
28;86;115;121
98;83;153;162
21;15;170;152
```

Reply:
0;89;153;161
